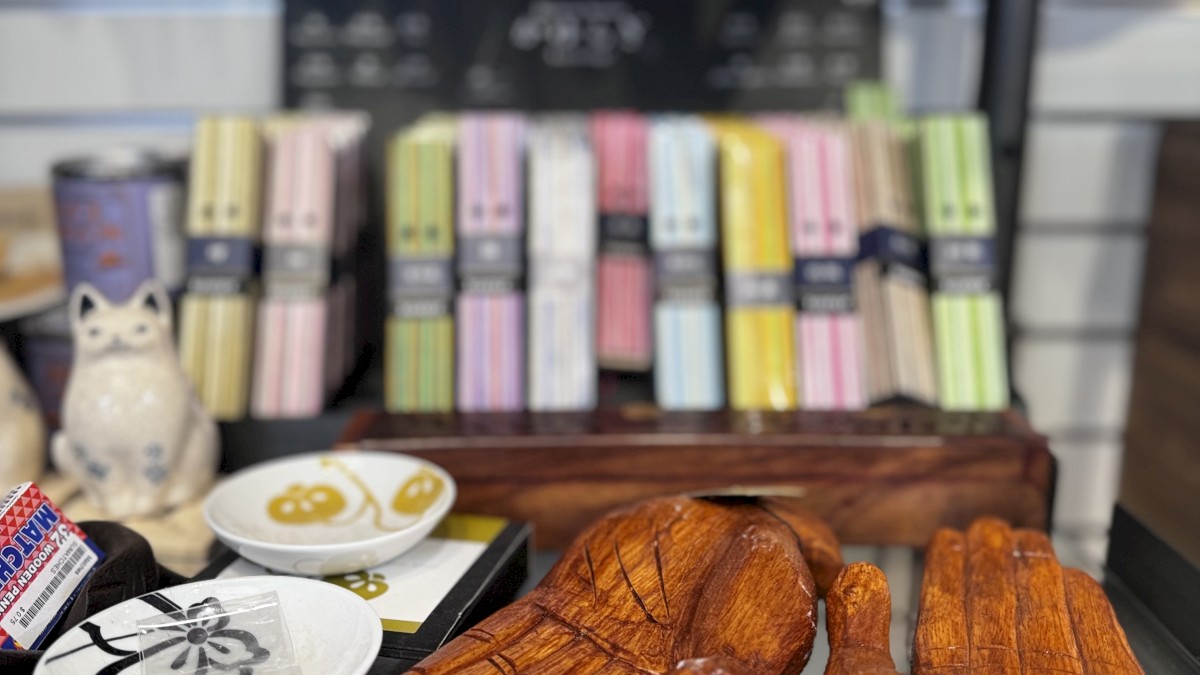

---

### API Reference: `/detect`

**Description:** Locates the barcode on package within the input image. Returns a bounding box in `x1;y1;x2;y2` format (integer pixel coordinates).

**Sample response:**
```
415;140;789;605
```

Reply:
0;486;103;650
17;545;87;629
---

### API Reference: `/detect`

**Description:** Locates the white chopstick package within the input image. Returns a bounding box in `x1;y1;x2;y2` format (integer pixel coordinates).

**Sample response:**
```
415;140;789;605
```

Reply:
526;116;597;411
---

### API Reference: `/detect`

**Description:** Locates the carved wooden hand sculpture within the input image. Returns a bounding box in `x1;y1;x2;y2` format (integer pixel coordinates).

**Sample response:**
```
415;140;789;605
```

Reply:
407;496;843;674
823;519;1145;675
912;517;1143;674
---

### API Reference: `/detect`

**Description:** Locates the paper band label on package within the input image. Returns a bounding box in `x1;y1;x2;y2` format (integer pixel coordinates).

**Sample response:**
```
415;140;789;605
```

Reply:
0;482;104;650
858;226;927;281
726;271;793;308
187;237;258;281
389;258;454;317
794;257;855;313
529;259;591;290
656;249;718;303
600;214;649;256
929;236;996;294
263;244;330;295
458;234;523;293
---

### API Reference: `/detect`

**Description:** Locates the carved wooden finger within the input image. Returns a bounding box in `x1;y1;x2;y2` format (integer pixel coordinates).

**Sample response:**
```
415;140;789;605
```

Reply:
824;562;900;675
1013;529;1083;674
1064;568;1145;675
408;496;827;674
913;529;970;673
758;497;846;597
964;517;1021;672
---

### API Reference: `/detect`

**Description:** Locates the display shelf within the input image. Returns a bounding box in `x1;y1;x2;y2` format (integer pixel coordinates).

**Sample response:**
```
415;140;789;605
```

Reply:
217;349;382;472
337;406;1053;550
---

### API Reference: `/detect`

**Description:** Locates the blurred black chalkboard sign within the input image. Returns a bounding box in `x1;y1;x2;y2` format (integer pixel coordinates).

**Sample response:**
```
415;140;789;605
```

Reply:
283;0;881;124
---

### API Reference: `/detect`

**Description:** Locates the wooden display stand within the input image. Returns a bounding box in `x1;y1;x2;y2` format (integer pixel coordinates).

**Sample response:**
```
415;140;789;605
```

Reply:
338;406;1053;550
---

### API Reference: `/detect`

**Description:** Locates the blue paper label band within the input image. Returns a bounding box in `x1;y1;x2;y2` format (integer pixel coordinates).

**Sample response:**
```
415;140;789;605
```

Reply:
600;214;649;256
187;237;258;281
929;235;996;294
726;271;793;308
794;257;855;313
656;249;718;303
458;234;523;287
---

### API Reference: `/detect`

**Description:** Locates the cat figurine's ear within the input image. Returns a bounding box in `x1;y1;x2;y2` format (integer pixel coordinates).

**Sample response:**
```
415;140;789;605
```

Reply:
129;279;172;330
69;282;110;329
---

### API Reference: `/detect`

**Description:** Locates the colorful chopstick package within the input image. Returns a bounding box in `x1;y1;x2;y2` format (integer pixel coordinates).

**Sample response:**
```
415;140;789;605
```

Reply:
921;115;1009;410
178;116;262;420
648;116;724;411
253;114;368;418
385;117;456;412
852;121;939;406
845;81;899;122
710;119;797;411
592;112;653;372
526;117;597;411
455;113;526;412
764;116;868;410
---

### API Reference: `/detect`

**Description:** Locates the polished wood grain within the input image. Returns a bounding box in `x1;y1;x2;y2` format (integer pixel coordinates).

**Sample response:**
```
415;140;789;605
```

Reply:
912;518;1143;674
339;407;1052;549
406;496;843;674
824;562;899;675
1122;121;1200;568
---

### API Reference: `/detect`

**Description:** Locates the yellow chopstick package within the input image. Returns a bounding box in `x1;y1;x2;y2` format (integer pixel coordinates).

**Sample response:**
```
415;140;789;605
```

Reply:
178;116;262;420
709;119;797;411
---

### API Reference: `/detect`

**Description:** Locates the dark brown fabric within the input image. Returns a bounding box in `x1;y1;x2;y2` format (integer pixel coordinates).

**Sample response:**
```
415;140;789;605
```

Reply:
0;521;186;674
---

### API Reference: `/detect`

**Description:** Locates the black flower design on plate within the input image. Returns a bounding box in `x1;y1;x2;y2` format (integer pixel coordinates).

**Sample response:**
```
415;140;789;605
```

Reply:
142;597;271;674
47;594;273;675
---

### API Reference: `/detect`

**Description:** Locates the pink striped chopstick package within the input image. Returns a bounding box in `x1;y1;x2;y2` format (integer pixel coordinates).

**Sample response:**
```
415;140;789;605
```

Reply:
253;125;332;418
252;114;368;418
527;116;597;411
764;116;868;410
592;111;653;372
455;113;526;412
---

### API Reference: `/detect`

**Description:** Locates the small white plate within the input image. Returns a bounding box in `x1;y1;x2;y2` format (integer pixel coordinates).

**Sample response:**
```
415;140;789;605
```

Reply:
36;576;382;675
204;451;456;575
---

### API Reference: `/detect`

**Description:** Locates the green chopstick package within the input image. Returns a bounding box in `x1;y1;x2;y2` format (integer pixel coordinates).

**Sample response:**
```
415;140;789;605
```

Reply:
921;114;1009;411
385;117;457;412
846;81;899;122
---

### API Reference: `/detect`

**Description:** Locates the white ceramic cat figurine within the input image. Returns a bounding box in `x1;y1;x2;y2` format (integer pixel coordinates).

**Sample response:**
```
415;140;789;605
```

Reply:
52;280;218;518
0;346;45;488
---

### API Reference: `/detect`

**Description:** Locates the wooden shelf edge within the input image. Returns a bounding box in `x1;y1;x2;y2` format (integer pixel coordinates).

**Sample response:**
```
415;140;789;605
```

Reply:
337;408;1052;549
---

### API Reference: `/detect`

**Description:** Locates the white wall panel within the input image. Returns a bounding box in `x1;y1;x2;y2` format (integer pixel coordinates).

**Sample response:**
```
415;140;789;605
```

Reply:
1051;438;1123;529
0;8;280;114
1014;337;1134;433
0;121;191;185
1021;120;1160;226
1034;3;1200;115
1011;233;1145;330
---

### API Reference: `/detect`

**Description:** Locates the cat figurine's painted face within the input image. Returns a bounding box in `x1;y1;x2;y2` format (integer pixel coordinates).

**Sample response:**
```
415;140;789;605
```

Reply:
70;281;173;361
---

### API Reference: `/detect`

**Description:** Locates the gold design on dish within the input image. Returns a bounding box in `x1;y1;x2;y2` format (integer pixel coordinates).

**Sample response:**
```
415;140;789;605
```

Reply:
325;571;389;600
392;468;446;515
265;457;444;532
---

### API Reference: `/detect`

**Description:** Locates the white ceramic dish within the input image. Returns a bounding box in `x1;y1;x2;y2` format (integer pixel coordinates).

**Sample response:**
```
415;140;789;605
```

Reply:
35;576;382;675
204;451;455;575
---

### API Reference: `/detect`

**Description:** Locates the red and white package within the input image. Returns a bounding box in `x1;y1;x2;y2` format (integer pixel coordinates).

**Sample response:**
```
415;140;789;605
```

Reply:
0;482;104;650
